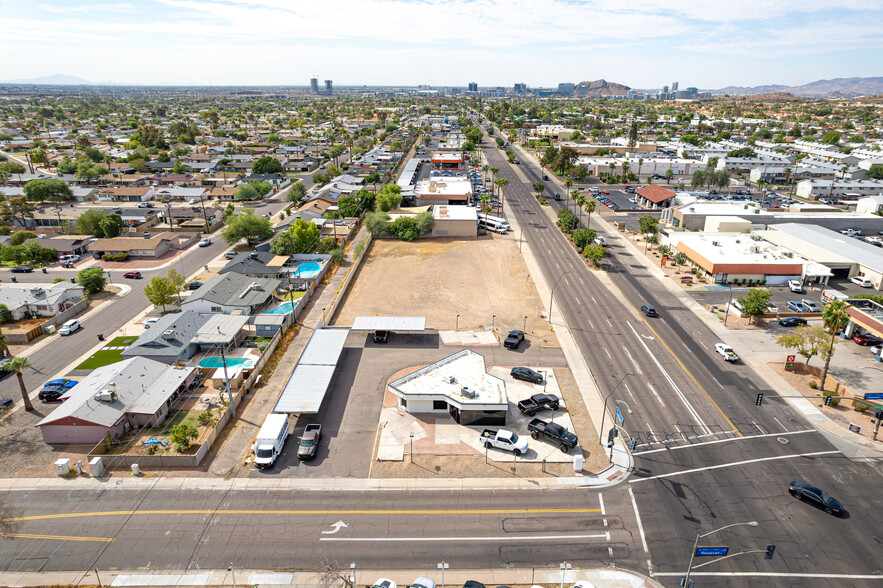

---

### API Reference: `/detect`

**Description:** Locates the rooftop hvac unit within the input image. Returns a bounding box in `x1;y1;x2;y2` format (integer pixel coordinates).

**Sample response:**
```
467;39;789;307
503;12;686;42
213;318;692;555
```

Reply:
445;375;457;384
712;241;721;247
784;251;793;258
95;388;117;403
460;386;478;399
751;235;762;241
161;329;175;340
30;286;45;296
750;245;761;253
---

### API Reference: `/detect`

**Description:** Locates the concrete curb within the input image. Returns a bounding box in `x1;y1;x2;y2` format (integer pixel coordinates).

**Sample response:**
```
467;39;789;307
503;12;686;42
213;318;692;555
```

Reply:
0;566;665;588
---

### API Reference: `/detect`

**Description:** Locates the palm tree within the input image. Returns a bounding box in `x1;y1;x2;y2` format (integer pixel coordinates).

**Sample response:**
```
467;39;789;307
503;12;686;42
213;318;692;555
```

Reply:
563;178;574;211
622;161;630;180
482;164;490;185
665;168;674;184
2;356;33;412
608;161;616;180
819;299;849;391
494;177;509;211
637;157;644;178
489;166;499;187
584;200;596;230
572;190;582;224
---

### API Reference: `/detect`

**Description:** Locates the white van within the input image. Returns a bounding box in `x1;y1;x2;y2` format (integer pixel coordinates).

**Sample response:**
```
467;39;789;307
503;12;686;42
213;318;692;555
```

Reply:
253;414;290;469
58;319;81;336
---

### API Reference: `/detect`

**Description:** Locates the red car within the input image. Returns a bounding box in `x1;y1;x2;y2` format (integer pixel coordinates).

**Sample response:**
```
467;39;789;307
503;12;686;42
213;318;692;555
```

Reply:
853;333;883;346
600;190;610;195
123;271;142;279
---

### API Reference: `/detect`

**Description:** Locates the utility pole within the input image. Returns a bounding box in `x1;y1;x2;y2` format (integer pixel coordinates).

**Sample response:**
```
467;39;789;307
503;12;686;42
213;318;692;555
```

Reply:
220;346;234;417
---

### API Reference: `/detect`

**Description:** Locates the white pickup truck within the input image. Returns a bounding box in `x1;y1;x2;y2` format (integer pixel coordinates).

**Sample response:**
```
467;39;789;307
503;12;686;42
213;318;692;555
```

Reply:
480;429;529;455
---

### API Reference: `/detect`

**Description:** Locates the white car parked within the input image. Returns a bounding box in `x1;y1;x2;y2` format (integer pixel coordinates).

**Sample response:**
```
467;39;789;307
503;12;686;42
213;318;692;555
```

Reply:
58;319;81;336
715;343;739;362
850;276;873;288
593;236;607;246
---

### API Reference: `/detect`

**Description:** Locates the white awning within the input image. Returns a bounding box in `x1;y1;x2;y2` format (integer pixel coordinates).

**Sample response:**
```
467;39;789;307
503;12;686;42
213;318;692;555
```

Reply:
351;316;426;331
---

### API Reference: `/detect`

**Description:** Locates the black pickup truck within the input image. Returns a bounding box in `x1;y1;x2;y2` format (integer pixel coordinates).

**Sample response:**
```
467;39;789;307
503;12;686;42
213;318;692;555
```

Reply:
528;418;578;452
517;393;560;416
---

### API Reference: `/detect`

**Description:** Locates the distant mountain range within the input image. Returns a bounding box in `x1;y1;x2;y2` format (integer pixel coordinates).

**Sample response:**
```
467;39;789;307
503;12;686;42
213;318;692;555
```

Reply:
1;74;95;85
716;77;883;98
575;79;631;96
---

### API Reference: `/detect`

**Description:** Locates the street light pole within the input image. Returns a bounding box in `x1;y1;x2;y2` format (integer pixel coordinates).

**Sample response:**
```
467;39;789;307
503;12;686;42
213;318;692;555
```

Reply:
723;282;734;327
456;314;460;331
599;372;635;443
549;269;571;325
684;521;758;586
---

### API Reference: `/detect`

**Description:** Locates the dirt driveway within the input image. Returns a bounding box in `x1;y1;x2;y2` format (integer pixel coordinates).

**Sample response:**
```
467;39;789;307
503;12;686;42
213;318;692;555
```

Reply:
334;235;556;341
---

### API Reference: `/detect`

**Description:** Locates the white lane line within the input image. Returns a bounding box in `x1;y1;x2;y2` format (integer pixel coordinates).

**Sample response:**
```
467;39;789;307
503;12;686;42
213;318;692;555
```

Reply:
605;348;611;359
652;573;883;580
752;421;764;434
321;533;609;542
633;429;816;455
579;276;586;286
588;319;595;328
606;318;612;327
647;384;665;407
575;297;582;305
599;494;612;557
591;296;597;303
697;340;707;350
646;425;657;442
624;382;637;404
682;342;690;351
628;487;650;556
622;346;639;371
629;450;841;483
773;417;789;432
711;376;723;388
627;321;709;435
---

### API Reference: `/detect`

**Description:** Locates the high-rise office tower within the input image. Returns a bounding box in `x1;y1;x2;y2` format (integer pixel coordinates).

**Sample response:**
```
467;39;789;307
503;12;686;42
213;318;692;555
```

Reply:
324;80;333;95
310;78;319;94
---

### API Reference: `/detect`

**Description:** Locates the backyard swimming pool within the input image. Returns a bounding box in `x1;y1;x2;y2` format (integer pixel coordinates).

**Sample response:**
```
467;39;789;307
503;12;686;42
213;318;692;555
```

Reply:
264;301;296;314
293;261;321;279
198;357;254;369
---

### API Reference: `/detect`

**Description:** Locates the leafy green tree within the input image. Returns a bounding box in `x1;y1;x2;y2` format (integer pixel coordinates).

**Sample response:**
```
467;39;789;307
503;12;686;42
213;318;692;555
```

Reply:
775;325;829;366
221;211;273;245
820;300;850;390
252;156;282;174
77;209;107;236
234;183;260;201
691;170;706;188
144;276;177;312
9;231;37;246
584;243;605;267
77;267;107;294
248;180;273;197
0;197;37;228
98;214;124;238
172;161;187;174
376;185;403;212
365;211;391;235
167;269;186;301
389;216;419;241
333;195;361;218
169;422;199;451
735;288;771;325
0;304;13;324
820;131;842;145
28;148;48;165
1;356;33;411
414;211;434;235
867;164;883;180
638;215;659;234
727;147;756;158
271;218;321;255
573;228;589;250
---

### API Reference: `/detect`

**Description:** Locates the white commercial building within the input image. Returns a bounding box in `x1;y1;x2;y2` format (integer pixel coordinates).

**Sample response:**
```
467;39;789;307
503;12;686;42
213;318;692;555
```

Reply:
796;179;883;199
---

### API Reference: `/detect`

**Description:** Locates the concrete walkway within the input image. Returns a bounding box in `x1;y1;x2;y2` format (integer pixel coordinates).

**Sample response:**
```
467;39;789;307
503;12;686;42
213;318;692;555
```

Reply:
0;566;664;588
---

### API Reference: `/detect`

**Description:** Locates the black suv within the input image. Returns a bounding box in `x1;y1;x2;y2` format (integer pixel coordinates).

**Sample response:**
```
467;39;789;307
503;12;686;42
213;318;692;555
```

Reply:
503;330;525;349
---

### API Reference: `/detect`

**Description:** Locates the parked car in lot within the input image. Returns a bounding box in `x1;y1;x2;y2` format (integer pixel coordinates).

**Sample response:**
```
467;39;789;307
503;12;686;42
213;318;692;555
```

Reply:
593;236;607;246
779;317;808;327
850;276;873;288
853;332;883;346
480;429;528;455
528;418;578;452
870;344;882;356
715;343;739;362
517;393;559;415
641;304;658;317
801;299;820;312
788;279;803;293
58;319;81;336
123;271;142;279
503;330;525;349
373;330;389;343
789;481;843;515
39;378;78;402
296;424;322;460
408;577;435;588
11;266;33;273
786;301;809;312
510;367;543;384
371;579;397;588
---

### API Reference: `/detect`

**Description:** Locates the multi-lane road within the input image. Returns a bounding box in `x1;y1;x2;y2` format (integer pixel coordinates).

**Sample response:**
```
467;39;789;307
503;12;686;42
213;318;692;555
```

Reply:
0;136;881;585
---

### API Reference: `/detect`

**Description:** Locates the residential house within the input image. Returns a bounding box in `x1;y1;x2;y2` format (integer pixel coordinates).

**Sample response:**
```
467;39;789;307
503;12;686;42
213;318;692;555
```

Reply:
36;358;197;444
88;232;199;259
154;186;209;202
0;283;85;320
121;311;209;365
220;251;289;278
38;236;94;257
96;186;155;202
180;272;281;315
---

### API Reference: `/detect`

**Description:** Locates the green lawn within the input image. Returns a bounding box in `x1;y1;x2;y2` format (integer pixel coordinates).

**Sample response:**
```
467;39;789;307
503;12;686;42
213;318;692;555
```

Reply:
75;336;138;370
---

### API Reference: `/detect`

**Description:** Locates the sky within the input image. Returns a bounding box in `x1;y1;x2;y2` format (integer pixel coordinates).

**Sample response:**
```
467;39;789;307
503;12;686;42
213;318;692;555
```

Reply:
2;0;882;88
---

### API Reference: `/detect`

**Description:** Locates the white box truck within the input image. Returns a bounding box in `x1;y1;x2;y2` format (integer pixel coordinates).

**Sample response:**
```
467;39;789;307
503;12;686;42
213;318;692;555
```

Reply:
253;413;289;469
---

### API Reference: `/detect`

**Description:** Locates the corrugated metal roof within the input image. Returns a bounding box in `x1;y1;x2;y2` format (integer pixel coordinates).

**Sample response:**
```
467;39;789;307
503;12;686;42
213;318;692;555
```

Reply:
351;316;426;331
298;329;349;365
273;328;350;415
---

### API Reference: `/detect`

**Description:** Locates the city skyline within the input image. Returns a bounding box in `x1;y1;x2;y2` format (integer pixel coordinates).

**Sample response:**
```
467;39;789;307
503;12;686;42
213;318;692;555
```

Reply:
2;0;881;88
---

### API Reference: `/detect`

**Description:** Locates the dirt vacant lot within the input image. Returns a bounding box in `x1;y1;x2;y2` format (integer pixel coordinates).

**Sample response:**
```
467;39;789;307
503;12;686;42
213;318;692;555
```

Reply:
334;235;555;339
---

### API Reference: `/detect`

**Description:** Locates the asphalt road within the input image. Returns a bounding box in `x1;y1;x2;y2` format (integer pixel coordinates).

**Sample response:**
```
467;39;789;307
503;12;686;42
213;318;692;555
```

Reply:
477;130;883;584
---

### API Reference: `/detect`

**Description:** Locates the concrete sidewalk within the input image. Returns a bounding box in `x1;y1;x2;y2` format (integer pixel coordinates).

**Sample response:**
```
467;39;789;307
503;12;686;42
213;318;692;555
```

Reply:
0;566;664;588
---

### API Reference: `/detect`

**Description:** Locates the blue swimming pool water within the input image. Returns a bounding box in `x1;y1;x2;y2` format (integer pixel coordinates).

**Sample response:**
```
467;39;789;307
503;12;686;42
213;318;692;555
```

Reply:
294;261;321;279
198;357;254;369
264;301;296;315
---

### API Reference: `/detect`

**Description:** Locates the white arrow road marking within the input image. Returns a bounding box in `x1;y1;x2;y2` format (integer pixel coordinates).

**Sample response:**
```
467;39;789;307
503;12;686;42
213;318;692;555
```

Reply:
321;521;348;535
